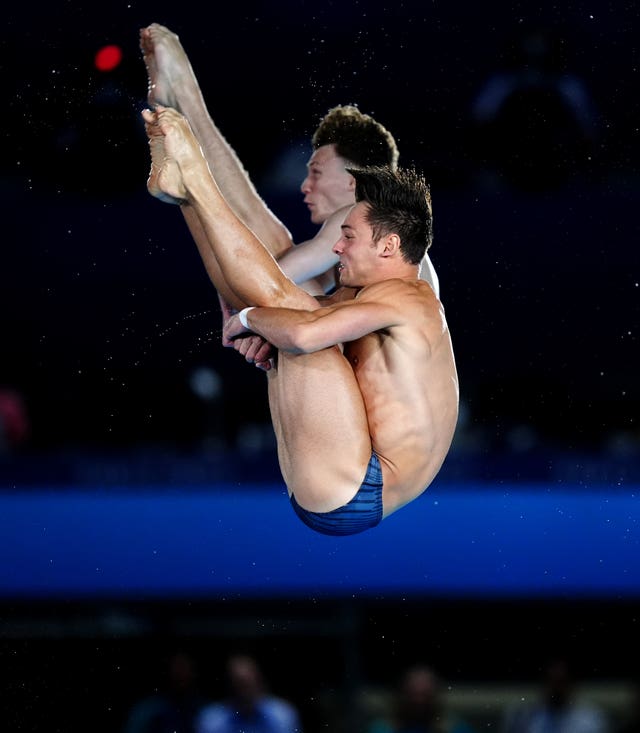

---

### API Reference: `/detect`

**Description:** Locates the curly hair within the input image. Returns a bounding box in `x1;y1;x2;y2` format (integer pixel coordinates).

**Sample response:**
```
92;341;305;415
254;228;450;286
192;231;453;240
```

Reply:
312;105;399;170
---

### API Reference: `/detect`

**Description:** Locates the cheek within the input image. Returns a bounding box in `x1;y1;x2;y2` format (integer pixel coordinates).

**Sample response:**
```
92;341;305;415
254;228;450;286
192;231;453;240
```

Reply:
323;175;349;197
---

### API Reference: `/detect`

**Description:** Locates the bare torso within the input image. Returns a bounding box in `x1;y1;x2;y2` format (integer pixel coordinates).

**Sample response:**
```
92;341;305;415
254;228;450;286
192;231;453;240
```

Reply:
143;102;458;521
345;279;458;515
267;277;458;517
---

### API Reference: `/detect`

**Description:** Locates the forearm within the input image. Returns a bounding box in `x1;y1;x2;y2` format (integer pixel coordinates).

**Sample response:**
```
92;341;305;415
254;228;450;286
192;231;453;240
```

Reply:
241;306;318;353
231;291;386;355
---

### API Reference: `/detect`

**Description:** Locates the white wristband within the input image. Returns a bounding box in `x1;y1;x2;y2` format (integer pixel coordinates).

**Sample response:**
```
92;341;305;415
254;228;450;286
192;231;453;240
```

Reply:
238;307;256;329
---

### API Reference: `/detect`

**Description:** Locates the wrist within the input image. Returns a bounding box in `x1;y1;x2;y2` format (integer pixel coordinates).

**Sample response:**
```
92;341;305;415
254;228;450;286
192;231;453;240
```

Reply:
238;307;256;329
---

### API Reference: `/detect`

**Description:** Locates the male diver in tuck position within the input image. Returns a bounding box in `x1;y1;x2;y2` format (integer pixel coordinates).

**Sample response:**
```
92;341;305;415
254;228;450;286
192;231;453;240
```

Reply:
142;104;458;536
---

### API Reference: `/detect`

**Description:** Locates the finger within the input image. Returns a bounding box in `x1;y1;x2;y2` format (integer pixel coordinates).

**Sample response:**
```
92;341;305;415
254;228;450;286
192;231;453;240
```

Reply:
243;337;264;362
235;338;259;359
254;341;273;363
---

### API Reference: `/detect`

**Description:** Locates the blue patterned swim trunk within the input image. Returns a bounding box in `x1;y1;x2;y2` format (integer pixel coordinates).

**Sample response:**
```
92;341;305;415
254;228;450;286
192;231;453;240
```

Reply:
289;453;384;536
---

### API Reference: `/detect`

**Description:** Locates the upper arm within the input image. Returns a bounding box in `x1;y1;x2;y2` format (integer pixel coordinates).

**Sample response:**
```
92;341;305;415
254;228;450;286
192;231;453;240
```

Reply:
295;292;403;353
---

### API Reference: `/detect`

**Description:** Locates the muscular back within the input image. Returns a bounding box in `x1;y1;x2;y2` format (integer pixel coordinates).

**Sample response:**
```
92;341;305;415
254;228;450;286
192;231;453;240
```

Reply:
344;279;459;515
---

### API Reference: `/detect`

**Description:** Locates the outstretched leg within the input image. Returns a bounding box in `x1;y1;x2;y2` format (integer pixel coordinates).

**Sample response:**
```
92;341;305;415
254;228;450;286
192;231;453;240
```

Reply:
142;106;374;514
143;107;247;309
143;106;312;311
140;23;191;110
140;23;292;258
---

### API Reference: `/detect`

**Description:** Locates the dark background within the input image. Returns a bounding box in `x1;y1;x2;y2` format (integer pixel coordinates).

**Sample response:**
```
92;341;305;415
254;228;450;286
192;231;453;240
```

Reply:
1;1;640;731
3;0;639;457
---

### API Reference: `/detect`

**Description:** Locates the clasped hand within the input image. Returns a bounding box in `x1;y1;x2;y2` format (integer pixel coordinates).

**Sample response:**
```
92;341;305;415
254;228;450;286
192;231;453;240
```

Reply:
222;312;274;372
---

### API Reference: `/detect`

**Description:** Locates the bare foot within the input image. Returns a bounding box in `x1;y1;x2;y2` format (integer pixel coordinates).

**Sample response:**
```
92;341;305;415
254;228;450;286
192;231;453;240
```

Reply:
140;23;196;110
142;108;186;204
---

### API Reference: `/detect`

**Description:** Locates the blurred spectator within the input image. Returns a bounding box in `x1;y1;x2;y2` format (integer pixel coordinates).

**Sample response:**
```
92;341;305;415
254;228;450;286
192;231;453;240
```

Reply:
0;387;29;454
471;25;598;190
501;657;609;733
366;664;477;733
122;650;205;733
196;654;302;733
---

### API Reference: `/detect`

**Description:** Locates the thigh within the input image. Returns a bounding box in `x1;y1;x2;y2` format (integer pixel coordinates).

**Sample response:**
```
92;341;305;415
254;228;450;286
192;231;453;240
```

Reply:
267;347;373;513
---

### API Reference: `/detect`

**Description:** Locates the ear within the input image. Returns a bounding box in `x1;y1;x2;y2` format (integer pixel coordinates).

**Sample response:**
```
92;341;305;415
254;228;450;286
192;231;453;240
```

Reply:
379;233;401;258
347;174;356;191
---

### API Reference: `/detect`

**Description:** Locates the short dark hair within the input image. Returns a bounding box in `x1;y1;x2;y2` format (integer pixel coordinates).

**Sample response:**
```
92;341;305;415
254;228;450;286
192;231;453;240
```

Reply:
312;105;399;170
348;166;433;264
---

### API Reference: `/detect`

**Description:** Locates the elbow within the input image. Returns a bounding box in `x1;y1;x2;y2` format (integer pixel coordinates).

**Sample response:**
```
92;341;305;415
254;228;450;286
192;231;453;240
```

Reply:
287;322;318;354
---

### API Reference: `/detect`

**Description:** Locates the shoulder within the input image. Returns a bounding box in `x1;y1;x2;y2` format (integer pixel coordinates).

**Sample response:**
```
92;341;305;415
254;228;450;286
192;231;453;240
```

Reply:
355;278;447;342
357;277;435;305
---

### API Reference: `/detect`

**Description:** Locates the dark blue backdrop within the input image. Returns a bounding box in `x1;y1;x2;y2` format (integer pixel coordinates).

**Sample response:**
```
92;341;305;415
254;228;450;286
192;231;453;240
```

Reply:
2;479;638;599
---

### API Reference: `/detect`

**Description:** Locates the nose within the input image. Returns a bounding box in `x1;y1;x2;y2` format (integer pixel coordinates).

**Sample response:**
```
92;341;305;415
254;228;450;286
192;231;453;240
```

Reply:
300;175;311;194
332;237;343;255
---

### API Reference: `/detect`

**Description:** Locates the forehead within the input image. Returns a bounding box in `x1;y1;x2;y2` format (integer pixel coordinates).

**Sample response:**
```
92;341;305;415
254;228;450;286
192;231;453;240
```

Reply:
307;143;347;169
342;202;370;230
